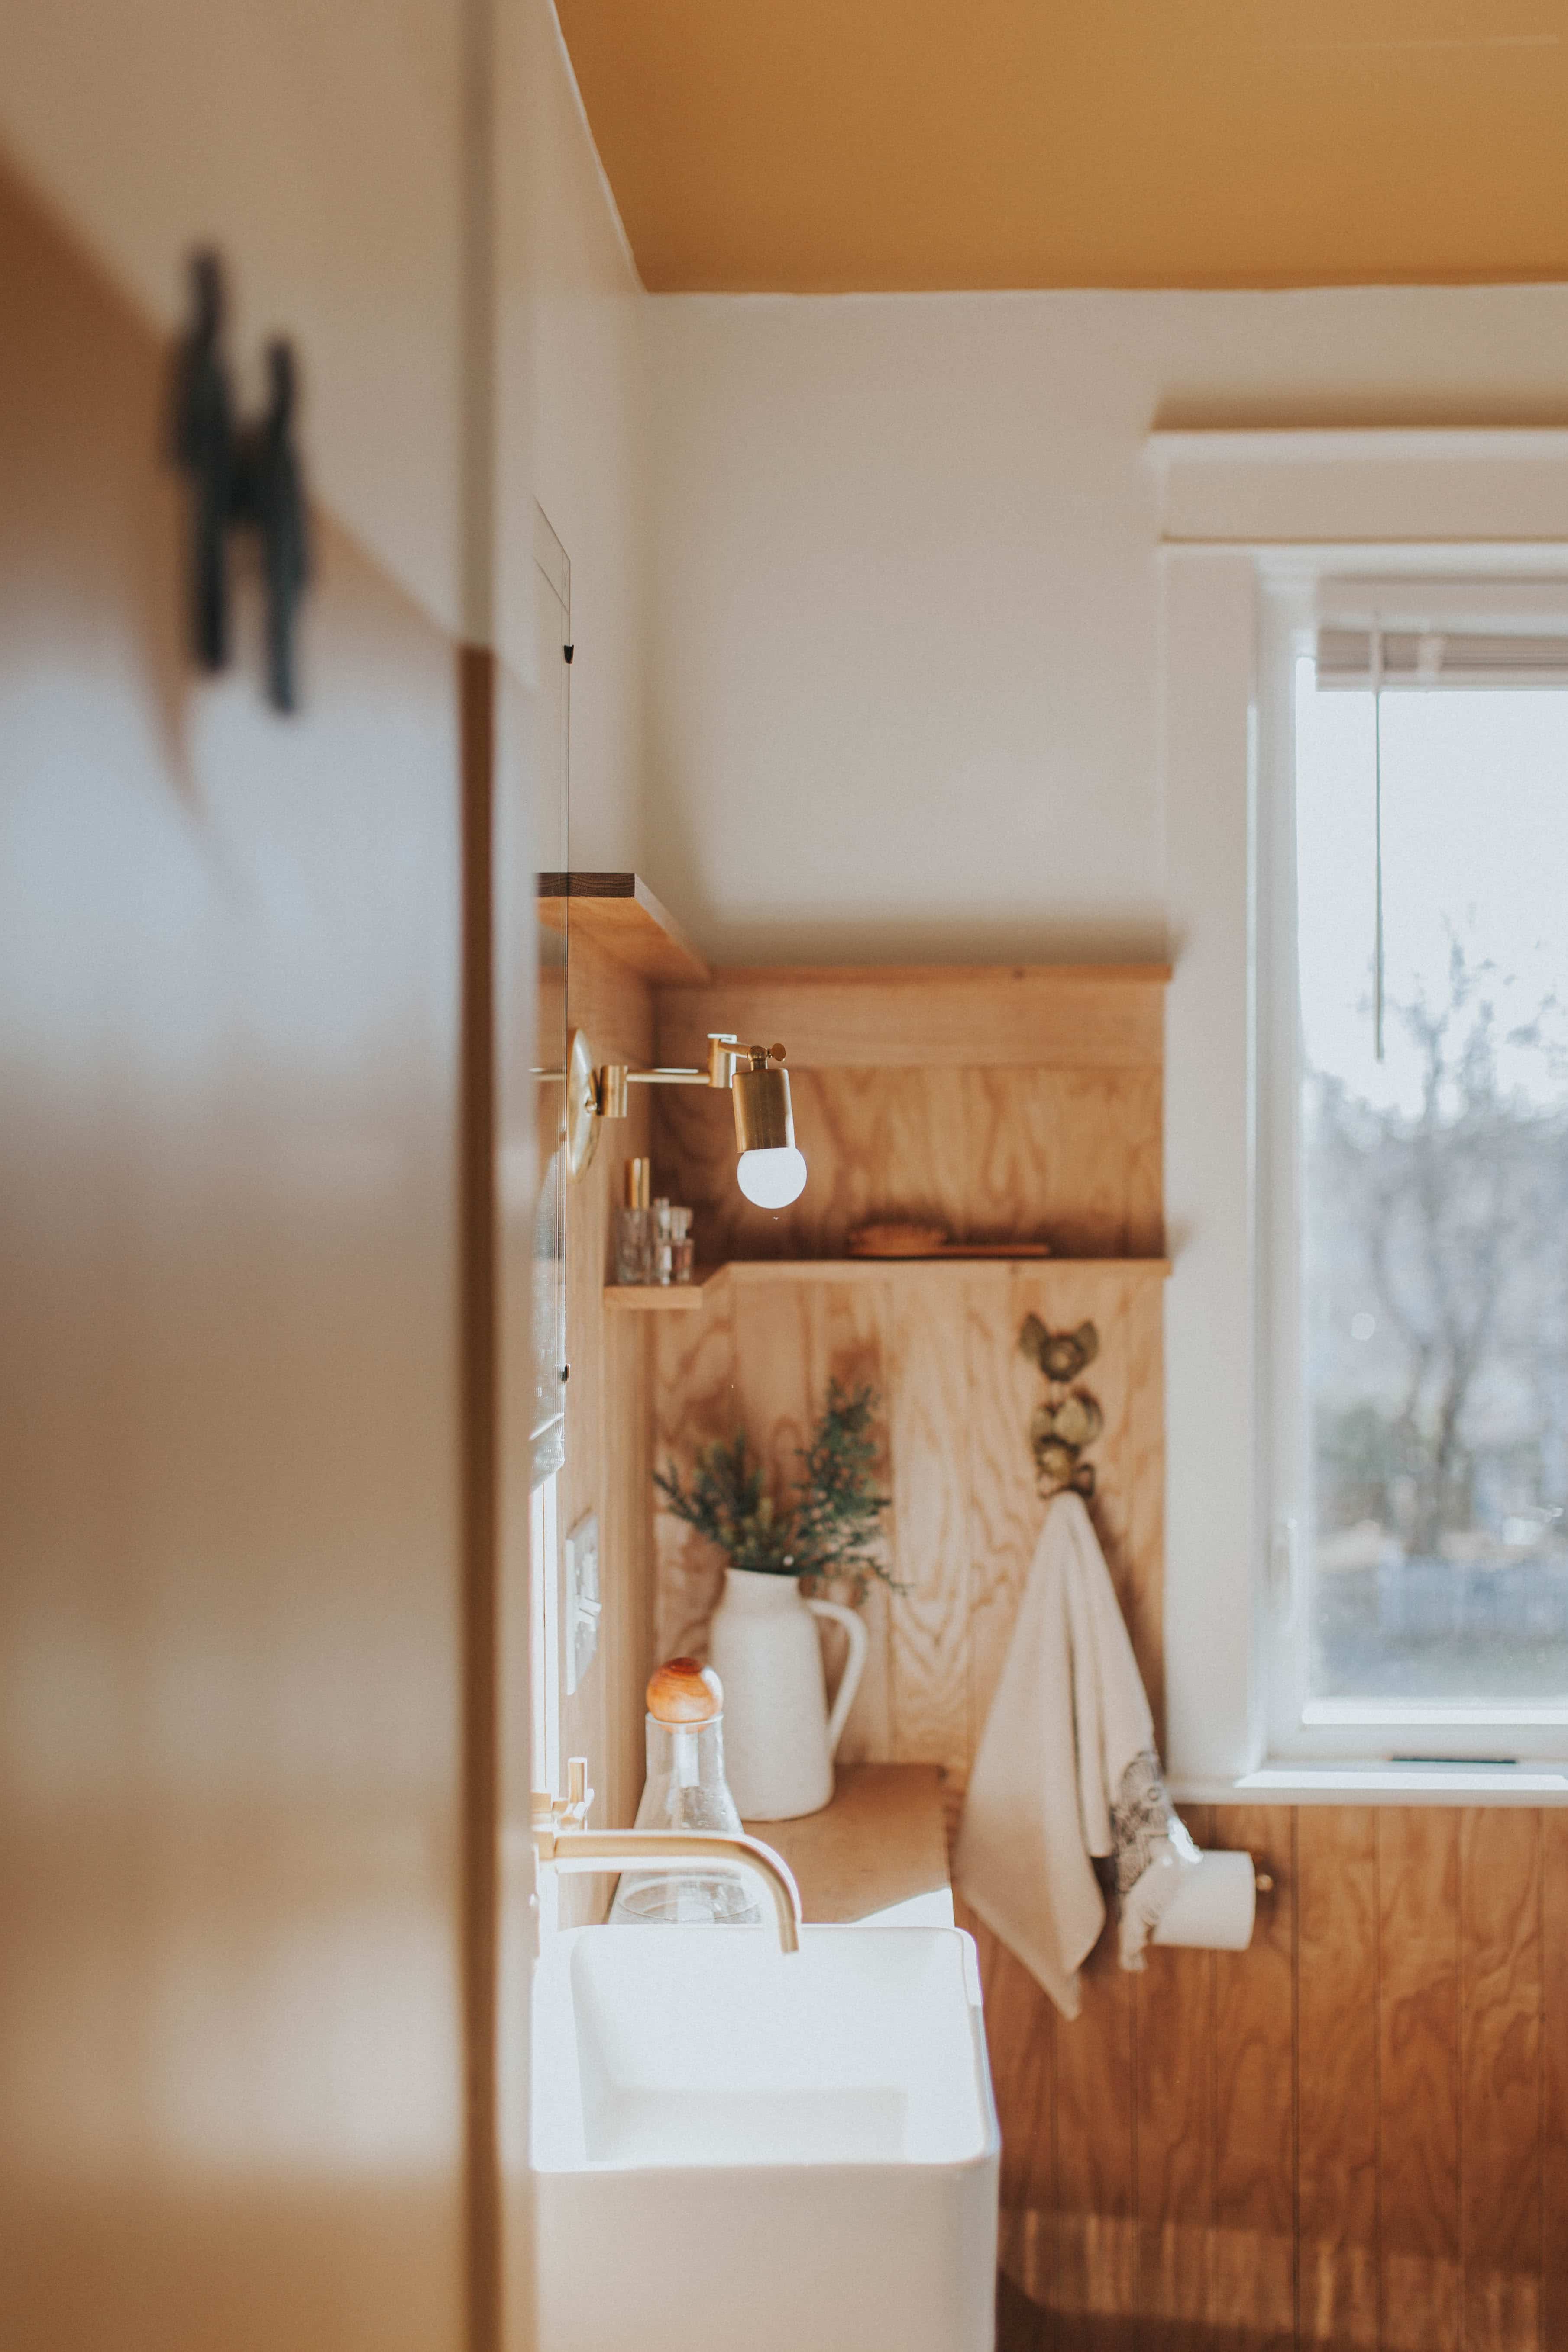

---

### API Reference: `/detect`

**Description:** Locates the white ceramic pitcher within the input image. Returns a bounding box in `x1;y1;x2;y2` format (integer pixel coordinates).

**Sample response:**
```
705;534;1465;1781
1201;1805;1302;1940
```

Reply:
707;1568;868;1819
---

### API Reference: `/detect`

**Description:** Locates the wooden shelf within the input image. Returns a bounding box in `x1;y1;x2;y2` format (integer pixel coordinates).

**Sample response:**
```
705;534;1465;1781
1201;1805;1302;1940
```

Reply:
602;1265;725;1311
606;1255;1169;1310
537;871;710;984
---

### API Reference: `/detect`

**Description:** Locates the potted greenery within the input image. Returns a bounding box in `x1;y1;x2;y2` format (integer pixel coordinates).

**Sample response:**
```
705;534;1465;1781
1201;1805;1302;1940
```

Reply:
654;1381;898;1818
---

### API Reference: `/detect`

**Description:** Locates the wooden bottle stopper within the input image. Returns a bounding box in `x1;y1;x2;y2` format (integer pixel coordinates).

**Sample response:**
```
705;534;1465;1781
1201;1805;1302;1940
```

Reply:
646;1655;723;1724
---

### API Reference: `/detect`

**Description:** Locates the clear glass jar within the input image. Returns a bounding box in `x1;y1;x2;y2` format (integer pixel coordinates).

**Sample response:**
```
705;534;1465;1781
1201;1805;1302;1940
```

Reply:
614;1206;653;1285
615;1157;653;1284
669;1205;694;1284
608;1660;763;1927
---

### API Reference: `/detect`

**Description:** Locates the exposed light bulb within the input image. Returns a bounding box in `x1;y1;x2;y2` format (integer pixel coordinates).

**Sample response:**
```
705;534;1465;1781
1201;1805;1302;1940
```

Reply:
736;1145;808;1209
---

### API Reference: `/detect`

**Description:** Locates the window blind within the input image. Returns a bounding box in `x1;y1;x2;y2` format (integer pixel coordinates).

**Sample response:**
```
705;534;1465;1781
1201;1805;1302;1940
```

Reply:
1316;626;1568;690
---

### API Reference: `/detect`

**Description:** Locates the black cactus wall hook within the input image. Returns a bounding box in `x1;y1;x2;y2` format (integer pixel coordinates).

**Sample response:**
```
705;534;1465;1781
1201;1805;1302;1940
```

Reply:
172;252;310;712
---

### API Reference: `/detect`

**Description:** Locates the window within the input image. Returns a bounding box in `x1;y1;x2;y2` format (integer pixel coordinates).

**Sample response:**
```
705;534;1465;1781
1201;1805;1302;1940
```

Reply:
1266;580;1568;1751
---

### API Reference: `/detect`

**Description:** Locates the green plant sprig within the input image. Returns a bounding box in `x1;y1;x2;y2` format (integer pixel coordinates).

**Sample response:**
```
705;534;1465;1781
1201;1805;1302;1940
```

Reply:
653;1379;902;1604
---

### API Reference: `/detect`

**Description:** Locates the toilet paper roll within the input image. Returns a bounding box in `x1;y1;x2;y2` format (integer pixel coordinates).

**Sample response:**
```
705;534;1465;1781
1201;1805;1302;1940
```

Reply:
1150;1850;1257;1951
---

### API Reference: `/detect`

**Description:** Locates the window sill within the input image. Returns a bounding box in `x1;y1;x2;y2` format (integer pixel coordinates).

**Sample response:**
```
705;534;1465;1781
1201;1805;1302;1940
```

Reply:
1169;1761;1568;1808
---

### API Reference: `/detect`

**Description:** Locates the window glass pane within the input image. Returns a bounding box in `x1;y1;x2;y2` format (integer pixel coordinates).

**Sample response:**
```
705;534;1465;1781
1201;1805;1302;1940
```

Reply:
1296;655;1568;1702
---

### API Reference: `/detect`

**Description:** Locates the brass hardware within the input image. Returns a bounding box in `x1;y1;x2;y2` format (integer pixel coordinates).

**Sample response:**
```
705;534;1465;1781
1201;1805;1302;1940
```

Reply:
1254;1870;1275;1895
530;1753;803;1953
563;1027;601;1181
555;1028;805;1204
732;1051;795;1155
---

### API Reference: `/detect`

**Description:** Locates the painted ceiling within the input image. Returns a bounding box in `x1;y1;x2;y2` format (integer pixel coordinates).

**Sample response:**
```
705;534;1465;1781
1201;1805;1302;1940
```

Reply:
554;0;1568;292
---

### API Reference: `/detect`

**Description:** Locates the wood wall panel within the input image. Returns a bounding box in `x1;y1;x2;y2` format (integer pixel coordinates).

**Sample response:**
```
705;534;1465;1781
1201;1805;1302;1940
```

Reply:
639;960;1568;2352
888;1275;974;1766
1210;1808;1296;2350
1460;1809;1542;2352
1296;1810;1379;2349
1544;1815;1568;2352
1135;1808;1216;2349
652;1064;1163;1263
656;965;1169;1072
1378;1808;1461;2352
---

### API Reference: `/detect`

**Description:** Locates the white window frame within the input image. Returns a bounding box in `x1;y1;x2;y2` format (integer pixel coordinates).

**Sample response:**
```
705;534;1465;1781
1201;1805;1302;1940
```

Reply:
1153;430;1568;1802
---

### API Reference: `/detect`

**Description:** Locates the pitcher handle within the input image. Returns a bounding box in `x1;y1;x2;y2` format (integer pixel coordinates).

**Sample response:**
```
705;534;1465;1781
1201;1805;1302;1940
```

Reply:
806;1598;869;1758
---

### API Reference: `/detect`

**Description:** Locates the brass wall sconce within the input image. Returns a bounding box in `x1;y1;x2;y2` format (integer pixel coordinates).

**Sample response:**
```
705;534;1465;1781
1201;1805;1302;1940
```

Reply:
558;1029;807;1205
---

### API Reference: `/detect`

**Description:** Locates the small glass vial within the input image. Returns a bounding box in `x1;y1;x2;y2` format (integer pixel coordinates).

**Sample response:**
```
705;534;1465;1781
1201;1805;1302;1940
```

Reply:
652;1196;675;1286
669;1206;694;1284
614;1157;653;1285
608;1658;763;1927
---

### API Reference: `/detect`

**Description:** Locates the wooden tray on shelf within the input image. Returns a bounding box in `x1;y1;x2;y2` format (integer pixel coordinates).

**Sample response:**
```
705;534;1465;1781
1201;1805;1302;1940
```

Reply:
847;1223;1052;1260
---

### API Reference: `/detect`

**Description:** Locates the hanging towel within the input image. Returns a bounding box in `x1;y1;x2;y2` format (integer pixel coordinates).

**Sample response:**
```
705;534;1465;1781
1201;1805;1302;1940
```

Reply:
954;1491;1198;2020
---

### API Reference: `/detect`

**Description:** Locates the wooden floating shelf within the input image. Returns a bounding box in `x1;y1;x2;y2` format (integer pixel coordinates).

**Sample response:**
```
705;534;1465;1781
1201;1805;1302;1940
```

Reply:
537;871;710;985
605;1255;1170;1309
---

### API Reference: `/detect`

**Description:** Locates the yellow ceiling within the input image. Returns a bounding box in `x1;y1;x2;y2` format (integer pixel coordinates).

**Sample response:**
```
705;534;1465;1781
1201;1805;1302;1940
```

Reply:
555;0;1568;292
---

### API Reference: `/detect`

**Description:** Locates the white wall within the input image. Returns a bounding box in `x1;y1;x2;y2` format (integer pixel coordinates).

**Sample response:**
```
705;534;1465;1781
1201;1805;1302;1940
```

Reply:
528;7;647;870
644;285;1568;964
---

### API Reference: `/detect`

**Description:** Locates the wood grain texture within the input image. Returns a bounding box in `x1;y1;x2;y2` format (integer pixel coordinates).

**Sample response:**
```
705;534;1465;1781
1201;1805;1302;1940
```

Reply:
650;1294;736;1661
743;1762;947;1922
887;1274;973;1769
536;870;710;982
1460;1808;1542;2352
652;1064;1162;1261
1543;1813;1568;2352
1135;1808;1217;2345
1296;1810;1379;2349
1210;1806;1296;2349
656;964;1169;1070
808;1279;895;1762
1054;1934;1138;2324
1378;1807;1461;2352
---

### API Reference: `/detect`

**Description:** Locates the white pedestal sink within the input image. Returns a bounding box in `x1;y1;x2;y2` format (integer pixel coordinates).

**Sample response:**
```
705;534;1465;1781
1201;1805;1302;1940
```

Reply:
533;1922;999;2352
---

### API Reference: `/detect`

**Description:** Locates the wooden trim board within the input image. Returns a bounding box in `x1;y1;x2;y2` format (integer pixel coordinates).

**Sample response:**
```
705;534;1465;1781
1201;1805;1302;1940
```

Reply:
657;962;1169;1070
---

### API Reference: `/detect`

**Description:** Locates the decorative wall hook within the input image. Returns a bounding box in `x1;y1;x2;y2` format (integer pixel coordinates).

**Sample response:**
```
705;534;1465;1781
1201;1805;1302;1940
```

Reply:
1018;1315;1102;1498
172;252;311;712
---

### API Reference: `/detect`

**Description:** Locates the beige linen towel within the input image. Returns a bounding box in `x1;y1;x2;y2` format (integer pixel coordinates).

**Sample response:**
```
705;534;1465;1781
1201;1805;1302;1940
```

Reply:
954;1491;1197;2020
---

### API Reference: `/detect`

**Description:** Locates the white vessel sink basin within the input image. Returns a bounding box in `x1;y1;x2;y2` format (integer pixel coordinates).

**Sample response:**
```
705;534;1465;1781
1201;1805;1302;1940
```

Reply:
533;1923;999;2352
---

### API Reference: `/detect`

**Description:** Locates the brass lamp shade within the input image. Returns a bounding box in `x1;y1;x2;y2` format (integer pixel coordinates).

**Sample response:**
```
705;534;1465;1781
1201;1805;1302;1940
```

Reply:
732;1061;795;1154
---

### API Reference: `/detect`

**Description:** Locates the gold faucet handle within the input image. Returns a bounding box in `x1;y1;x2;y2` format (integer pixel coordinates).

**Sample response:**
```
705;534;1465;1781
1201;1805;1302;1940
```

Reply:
531;1755;595;1833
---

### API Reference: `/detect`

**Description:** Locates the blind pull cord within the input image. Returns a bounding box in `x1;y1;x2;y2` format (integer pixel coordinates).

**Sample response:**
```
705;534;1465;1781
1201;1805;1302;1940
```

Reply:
1372;622;1385;1064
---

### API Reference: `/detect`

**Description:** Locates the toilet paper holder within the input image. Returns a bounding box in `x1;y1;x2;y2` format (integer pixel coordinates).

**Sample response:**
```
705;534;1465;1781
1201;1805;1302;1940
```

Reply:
1254;1868;1275;1894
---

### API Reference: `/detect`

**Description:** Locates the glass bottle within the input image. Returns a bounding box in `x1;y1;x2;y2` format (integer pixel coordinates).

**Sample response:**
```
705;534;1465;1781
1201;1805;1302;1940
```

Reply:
614;1157;653;1285
608;1658;763;1927
669;1206;695;1284
652;1195;674;1285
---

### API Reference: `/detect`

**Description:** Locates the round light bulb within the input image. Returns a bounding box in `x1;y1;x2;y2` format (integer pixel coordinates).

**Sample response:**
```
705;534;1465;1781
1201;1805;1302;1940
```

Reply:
736;1145;808;1208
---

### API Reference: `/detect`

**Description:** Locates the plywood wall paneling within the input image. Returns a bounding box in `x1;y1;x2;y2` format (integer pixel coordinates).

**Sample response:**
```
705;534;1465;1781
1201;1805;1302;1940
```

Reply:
967;1068;1164;1258
810;1280;895;1762
650;1295;737;1661
1295;1810;1379;2349
653;1064;1163;1262
969;1898;1059;2333
1135;1809;1216;2344
966;1270;1048;1755
656;966;1169;1071
1543;1814;1568;2352
1460;1808;1543;2352
1377;1807;1461;2352
731;1272;815;1511
1053;1938;1139;2326
1210;1807;1296;2349
887;1277;973;1770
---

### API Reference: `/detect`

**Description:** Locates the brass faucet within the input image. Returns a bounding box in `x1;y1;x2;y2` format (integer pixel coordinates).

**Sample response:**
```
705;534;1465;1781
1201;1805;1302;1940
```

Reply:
532;1758;803;1954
